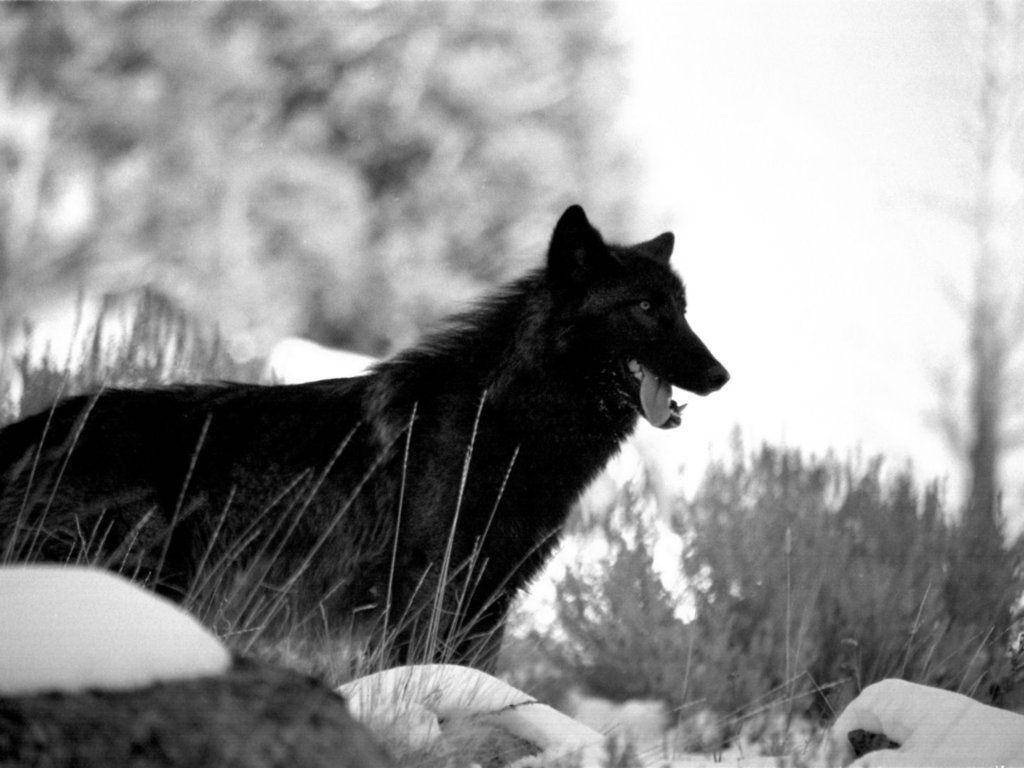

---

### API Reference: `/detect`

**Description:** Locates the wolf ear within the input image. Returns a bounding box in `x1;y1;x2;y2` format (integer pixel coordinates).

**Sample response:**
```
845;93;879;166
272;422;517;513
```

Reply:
637;232;674;264
547;205;611;285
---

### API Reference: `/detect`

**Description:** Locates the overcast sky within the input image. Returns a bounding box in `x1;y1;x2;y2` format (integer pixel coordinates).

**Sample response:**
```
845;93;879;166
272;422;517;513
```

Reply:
615;1;1024;526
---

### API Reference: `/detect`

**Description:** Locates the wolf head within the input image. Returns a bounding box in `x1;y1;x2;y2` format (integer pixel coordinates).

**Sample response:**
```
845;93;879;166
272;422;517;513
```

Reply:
546;205;729;429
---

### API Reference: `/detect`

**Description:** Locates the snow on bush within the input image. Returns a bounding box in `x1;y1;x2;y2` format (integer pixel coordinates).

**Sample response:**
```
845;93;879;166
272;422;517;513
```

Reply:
0;565;230;694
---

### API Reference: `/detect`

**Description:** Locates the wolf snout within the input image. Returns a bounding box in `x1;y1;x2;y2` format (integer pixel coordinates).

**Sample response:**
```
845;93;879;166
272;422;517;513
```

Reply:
671;361;729;396
705;362;730;391
684;361;729;395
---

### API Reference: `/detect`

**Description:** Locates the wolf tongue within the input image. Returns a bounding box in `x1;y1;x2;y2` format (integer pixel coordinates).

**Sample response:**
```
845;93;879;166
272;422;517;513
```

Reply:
639;366;674;428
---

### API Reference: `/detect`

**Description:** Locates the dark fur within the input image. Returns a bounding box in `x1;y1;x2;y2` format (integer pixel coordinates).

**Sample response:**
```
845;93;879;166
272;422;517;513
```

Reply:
0;206;728;665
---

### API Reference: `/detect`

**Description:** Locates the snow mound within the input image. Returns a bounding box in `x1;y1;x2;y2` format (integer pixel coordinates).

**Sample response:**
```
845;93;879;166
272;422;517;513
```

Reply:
0;565;230;695
340;663;607;766
828;678;1024;767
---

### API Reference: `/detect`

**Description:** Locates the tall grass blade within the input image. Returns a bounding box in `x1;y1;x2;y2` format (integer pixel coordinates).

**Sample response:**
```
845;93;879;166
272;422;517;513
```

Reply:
424;389;487;662
3;385;69;563
383;402;418;644
24;387;104;561
242;426;408;651
153;412;213;585
184;486;237;608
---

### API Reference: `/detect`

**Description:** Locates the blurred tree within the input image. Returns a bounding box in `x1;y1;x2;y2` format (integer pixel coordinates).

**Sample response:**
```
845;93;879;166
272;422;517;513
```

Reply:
929;0;1024;672
0;1;641;358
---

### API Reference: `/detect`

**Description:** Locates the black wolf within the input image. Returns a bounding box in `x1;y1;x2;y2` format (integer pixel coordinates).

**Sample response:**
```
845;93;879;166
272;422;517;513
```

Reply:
0;205;727;665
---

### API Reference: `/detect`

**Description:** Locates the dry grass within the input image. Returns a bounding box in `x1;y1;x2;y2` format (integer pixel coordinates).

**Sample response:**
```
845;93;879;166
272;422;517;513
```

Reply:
0;313;569;766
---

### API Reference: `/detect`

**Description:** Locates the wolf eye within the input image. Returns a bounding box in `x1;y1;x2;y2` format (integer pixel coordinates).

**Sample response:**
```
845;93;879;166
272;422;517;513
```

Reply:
638;300;652;312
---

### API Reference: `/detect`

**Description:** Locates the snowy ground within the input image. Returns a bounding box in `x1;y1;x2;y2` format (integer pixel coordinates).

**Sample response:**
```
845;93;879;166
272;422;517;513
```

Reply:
3;566;1024;766
339;663;1024;767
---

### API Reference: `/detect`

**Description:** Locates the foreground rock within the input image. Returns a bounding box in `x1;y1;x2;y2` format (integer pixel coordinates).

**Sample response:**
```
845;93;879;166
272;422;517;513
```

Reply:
0;566;391;768
1;658;392;768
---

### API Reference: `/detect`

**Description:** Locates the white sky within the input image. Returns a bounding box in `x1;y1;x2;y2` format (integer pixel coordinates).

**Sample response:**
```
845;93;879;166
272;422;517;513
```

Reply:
616;1;1024;527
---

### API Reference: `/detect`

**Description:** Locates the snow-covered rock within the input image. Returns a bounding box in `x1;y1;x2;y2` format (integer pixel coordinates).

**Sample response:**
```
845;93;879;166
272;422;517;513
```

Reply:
0;565;231;694
0;566;392;767
340;663;607;766
828;678;1024;767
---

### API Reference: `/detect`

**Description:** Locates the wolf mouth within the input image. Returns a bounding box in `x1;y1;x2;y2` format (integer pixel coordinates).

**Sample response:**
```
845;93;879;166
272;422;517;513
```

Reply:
627;359;684;429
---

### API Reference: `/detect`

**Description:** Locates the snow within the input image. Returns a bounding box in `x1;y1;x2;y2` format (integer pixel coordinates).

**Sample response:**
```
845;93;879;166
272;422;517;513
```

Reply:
827;678;1024;767
266;337;376;383
340;667;1024;767
340;664;799;767
0;565;230;695
339;663;609;766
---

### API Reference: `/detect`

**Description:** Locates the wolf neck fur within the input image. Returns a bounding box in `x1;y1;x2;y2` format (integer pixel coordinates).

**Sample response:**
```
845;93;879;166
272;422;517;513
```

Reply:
376;271;633;418
366;270;639;484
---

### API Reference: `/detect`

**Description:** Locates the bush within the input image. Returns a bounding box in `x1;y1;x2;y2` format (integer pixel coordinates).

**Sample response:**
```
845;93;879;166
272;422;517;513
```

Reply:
680;444;939;717
533;436;1023;747
681;440;1023;717
548;507;692;705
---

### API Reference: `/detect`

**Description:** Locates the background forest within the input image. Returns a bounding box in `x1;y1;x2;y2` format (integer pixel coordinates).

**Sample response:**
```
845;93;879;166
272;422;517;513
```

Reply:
0;1;639;355
1;1;1023;757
